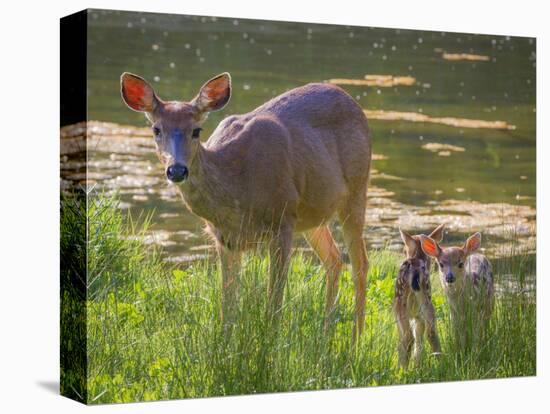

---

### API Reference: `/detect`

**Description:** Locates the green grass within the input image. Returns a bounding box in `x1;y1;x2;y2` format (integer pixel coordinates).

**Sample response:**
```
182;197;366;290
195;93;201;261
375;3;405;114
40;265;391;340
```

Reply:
61;194;536;404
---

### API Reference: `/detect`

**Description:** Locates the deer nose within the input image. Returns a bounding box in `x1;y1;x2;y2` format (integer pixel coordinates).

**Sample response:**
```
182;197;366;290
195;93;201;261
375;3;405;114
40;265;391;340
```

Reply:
446;272;455;284
166;164;188;183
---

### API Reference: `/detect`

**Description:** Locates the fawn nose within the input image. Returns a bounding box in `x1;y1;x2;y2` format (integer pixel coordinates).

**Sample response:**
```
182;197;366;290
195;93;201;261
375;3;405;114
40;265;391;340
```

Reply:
166;164;188;183
446;272;455;284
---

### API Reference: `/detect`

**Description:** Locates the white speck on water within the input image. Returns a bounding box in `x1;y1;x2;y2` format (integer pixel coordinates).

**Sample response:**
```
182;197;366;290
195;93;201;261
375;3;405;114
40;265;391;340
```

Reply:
163;31;168;37
376;89;381;95
249;38;255;44
233;19;239;26
349;32;354;38
243;84;251;90
472;95;476;100
419;135;424;141
506;36;511;41
356;95;361;100
152;44;160;51
391;45;397;51
307;28;313;34
266;49;272;55
153;76;160;82
492;105;497;111
184;43;190;49
418;37;423;43
373;42;379;48
408;65;413;71
416;90;420;96
520;175;528;180
418;108;423;113
458;91;463;97
225;43;231;49
382;55;387;60
243;32;248;39
363;91;368;96
491;39;497;45
412;44;418;50
529;38;533;44
199;57;205;63
169;62;176;68
196;48;201;56
526;79;531;84
127;22;133;28
140;17;147;23
391;129;395;134
515;154;520;159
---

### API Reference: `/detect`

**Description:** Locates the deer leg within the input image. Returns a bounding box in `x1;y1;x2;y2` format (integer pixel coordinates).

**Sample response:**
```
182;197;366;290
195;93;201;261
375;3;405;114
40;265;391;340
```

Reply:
304;225;343;330
422;301;441;355
217;242;242;334
412;318;425;366
395;304;413;368
267;225;294;327
339;198;368;343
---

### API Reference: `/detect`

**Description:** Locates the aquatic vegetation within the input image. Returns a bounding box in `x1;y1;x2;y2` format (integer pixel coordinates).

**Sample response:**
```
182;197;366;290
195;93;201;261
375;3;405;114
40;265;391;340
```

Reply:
422;142;466;156
327;75;416;87
442;53;490;61
363;110;516;130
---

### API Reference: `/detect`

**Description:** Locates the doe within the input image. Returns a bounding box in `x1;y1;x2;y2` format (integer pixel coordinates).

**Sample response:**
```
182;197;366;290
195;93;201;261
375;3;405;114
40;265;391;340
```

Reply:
120;72;372;339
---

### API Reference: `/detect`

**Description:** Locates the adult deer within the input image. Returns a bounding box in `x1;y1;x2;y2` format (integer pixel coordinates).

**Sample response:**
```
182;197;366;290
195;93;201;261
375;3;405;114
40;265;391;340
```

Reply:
120;72;372;339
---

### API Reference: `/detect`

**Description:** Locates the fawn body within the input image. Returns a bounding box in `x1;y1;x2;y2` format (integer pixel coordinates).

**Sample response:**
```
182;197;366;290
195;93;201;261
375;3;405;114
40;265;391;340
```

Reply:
393;226;444;368
120;72;372;338
420;232;494;344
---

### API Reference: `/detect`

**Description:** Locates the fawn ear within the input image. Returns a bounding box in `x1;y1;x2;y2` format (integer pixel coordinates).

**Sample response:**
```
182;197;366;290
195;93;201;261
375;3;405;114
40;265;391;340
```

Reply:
193;72;231;113
121;72;159;112
429;223;445;243
463;232;482;255
420;235;441;258
399;228;418;258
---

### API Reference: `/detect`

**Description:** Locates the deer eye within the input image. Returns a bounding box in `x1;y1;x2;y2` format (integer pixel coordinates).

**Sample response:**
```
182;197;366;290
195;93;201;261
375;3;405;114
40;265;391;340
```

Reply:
192;128;202;139
458;262;464;268
153;126;161;137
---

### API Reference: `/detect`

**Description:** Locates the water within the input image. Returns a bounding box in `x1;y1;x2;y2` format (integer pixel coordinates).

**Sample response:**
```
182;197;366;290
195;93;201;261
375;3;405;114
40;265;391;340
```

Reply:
65;9;536;262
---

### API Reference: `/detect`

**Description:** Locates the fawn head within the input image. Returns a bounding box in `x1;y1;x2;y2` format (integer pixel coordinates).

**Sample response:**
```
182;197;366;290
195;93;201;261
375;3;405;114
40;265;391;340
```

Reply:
398;257;430;293
120;72;231;183
420;232;482;285
399;224;445;265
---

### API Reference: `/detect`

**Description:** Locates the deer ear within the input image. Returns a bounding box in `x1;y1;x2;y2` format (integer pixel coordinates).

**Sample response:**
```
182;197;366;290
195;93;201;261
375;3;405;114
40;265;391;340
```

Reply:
399;228;418;258
121;72;158;112
463;232;481;255
420;235;441;258
193;72;231;113
428;223;445;243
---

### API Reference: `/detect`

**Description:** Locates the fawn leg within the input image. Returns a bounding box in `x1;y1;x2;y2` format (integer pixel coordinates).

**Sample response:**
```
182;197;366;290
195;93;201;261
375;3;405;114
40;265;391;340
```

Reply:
217;242;242;333
423;301;441;354
395;304;413;368
267;225;294;327
412;319;425;366
304;225;343;330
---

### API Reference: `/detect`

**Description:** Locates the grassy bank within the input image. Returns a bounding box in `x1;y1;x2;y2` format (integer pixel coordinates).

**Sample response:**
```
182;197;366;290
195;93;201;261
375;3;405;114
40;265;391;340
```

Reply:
61;194;535;404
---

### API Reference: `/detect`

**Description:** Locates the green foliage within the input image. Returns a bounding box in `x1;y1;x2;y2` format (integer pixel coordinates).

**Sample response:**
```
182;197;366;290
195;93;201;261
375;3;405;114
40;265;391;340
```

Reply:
63;194;536;404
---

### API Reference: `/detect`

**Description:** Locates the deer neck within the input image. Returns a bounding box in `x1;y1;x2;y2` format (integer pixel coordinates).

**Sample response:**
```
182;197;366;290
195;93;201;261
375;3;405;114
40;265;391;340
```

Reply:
178;144;231;227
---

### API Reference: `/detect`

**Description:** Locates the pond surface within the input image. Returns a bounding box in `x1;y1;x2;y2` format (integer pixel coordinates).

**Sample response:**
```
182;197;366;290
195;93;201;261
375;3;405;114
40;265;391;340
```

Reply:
62;9;536;263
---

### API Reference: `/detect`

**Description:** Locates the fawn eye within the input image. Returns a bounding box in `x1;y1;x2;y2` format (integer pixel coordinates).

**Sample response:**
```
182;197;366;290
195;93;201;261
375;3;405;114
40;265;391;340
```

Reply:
192;128;202;139
458;262;464;268
153;126;161;137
